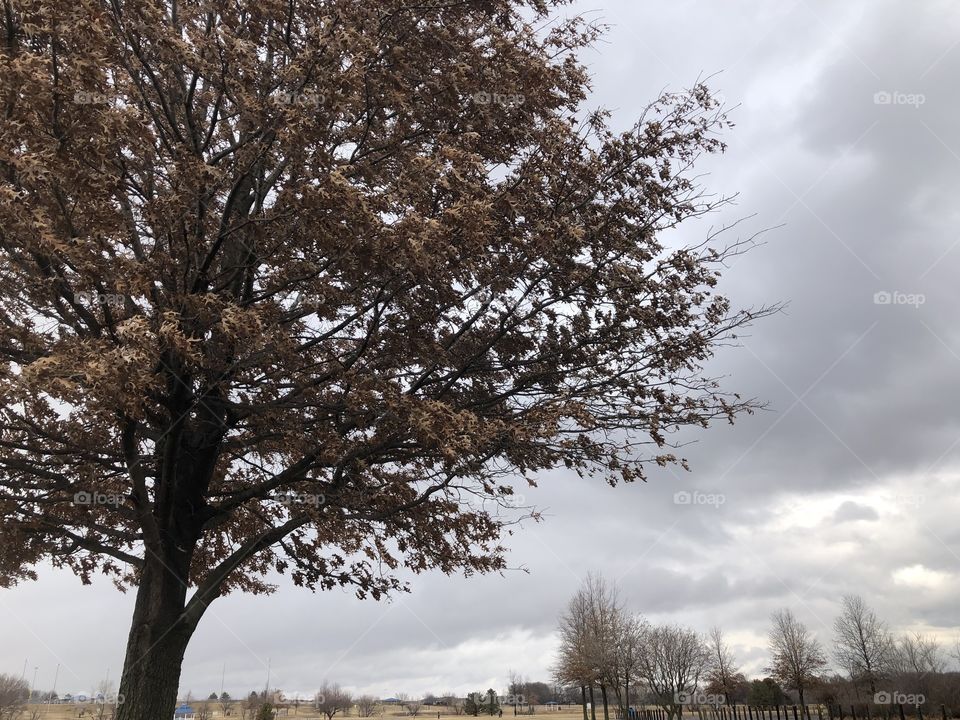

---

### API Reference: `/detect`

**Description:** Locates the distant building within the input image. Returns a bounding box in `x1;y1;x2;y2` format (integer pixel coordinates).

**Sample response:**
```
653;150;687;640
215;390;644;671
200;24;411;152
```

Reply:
174;703;196;719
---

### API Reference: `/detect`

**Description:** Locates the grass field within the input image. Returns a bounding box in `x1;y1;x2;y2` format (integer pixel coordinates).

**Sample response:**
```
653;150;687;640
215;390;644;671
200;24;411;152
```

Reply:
23;704;590;720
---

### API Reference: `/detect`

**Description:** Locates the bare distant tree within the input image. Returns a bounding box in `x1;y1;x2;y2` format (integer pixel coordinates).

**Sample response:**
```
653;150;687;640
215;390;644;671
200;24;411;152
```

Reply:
0;673;29;720
356;696;379;717
767;609;827;706
91;680;118;720
553;574;610;720
889;633;944;698
607;611;647;718
635;624;711;720
196;701;214;720
445;696;466;716
507;671;527;711
554;574;648;720
832;595;893;695
400;694;422;717
583;575;620;720
316;683;353;720
706;626;741;705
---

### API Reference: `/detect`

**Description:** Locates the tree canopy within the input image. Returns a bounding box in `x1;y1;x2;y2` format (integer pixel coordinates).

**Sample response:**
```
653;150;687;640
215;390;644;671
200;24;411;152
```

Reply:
0;0;771;717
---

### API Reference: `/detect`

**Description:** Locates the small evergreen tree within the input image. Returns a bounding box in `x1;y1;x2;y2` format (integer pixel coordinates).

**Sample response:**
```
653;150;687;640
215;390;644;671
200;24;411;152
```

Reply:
485;690;500;716
747;678;788;706
465;693;481;717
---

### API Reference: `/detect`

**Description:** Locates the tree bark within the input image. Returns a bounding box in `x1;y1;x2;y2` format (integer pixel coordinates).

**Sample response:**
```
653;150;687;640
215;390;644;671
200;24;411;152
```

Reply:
600;685;609;720
114;551;195;720
582;686;589;720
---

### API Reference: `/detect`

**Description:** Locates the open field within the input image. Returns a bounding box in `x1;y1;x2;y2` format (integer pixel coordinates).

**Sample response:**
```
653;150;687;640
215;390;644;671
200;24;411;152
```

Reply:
22;705;590;720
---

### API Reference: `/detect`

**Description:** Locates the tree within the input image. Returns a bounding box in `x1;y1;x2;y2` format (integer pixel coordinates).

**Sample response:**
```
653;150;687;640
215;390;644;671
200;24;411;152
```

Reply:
635;624;711;720
606;611;646;717
554;575;646;720
244;691;265;720
444;695;466;716
316;683;353;720
356;696;379;718
507;671;527;711
581;575;619;720
0;674;29;720
747;679;788;707
832;595;893;696
91;680;117;720
523;683;553;706
256;703;276;720
553;576;603;720
705;627;741;705
465;694;482;717
403;697;423;718
889;633;944;699
0;1;772;718
767;609;828;706
485;690;499;716
220;692;236;717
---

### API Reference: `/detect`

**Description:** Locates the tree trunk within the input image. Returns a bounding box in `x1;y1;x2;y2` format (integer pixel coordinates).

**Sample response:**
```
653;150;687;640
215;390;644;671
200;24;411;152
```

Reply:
582;686;589;720
625;675;630;720
600;685;609;720
590;686;597;720
114;552;196;720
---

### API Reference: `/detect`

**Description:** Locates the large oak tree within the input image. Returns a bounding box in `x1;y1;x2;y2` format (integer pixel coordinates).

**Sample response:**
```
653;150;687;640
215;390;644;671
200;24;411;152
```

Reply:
0;0;773;717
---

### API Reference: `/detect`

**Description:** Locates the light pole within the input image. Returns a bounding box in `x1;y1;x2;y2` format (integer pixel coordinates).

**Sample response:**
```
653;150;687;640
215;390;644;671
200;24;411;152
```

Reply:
48;664;60;716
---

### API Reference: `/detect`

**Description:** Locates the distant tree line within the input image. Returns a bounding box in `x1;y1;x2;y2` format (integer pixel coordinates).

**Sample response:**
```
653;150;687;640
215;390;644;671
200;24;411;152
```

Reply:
552;575;960;719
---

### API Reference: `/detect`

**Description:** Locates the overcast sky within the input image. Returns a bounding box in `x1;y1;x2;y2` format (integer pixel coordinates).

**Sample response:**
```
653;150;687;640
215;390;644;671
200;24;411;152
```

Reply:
3;0;960;702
